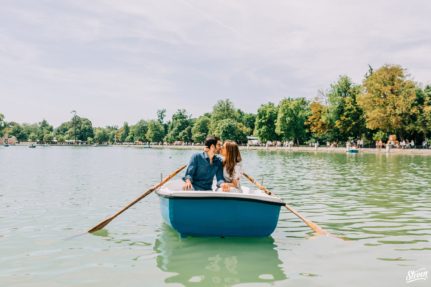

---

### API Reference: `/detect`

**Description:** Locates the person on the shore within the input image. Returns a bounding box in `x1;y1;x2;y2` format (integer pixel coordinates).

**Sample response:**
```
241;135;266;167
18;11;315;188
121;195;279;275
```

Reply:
220;141;243;192
182;136;226;191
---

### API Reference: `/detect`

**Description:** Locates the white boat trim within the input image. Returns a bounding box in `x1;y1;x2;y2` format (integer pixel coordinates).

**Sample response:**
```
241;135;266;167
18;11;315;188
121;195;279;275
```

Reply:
156;187;285;205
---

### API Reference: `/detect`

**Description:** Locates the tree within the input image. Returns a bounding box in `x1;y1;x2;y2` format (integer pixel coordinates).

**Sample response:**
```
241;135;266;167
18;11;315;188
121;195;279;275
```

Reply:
56;115;94;142
157;109;166;123
165;109;192;143
105;126;118;143
119;122;130;142
130;120;148;143
0;113;5;137
275;98;310;144
254;103;279;142
146;120;165;143
192;115;211;143
424;85;431;139
326;76;365;141
209;99;239;134
241;112;256;133
306;101;329;141
56;134;65;143
23;123;39;141
76;118;94;141
178;126;192;142
358;65;417;138
213;118;248;143
8;122;27;142
37;119;54;143
94;128;109;144
43;132;54;143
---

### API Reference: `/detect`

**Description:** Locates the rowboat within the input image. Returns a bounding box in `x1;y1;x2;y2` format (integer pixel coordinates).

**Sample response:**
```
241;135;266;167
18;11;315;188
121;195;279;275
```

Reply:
346;148;359;154
155;182;285;237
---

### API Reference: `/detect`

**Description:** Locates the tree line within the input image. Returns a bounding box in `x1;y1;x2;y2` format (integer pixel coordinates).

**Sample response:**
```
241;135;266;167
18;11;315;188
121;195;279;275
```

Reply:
1;64;430;146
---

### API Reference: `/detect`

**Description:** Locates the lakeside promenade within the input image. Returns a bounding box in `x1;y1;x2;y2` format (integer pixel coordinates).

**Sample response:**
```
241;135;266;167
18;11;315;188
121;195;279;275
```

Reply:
150;145;431;156
9;142;431;156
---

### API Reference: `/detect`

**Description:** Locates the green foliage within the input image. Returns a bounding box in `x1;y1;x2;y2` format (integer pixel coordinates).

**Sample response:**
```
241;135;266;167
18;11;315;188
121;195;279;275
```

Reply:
208;100;251;143
130;120;148;142
192;115;210;143
119;122;130;142
254;103;279;142
0;113;5;137
306;101;329;141
75;118;94;141
213;118;248;143
157;109;166;123
3;65;429;145
241;112;256;132
94;128;109;144
326;76;366;141
275;98;310;144
358;65;416;137
56;134;65;143
146;120;165;142
423;85;431;139
8;122;27;142
43;132;54;143
210;99;238;122
372;131;387;142
56;115;94;142
165;109;192;143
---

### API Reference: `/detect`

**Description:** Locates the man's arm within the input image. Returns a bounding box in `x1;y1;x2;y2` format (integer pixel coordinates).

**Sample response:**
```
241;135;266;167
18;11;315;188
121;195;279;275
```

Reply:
182;154;197;190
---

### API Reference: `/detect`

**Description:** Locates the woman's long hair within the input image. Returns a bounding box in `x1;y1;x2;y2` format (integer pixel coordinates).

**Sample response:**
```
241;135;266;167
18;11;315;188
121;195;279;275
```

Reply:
223;141;242;178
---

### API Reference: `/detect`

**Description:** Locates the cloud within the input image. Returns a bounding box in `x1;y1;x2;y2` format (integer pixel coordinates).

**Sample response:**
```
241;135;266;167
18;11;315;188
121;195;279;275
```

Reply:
1;0;430;126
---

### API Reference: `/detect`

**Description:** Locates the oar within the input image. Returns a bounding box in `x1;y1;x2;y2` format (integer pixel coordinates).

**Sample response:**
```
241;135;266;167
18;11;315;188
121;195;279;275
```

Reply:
243;172;330;237
89;164;187;233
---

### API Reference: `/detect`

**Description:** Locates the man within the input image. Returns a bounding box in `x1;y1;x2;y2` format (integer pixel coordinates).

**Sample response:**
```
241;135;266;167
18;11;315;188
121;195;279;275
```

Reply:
183;136;227;191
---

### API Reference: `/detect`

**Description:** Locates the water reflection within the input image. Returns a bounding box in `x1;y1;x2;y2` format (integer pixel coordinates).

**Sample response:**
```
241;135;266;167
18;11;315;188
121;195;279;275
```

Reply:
154;224;286;287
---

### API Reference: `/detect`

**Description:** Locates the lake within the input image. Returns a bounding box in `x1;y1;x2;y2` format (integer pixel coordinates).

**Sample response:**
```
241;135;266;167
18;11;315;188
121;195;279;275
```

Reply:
0;146;430;286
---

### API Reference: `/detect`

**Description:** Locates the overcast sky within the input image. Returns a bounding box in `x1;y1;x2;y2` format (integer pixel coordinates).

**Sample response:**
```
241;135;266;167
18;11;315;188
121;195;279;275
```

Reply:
1;0;430;127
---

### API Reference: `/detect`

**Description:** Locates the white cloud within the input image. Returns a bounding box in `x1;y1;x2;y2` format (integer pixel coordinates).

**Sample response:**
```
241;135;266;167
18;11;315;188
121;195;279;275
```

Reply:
1;0;430;126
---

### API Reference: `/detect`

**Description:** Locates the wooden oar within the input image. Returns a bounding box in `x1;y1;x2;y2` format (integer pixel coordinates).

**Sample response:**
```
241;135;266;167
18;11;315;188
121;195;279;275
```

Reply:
89;164;187;233
243;172;330;237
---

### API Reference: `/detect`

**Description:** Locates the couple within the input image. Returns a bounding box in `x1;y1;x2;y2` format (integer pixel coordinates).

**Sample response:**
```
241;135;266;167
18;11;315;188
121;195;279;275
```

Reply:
182;136;243;192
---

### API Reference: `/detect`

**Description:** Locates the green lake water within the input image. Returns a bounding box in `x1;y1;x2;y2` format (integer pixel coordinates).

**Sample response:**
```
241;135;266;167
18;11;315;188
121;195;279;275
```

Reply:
0;146;430;286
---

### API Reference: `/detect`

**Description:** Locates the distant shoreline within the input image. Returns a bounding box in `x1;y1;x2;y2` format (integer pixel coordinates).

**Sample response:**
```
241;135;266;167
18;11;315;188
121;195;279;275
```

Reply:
9;142;431;156
150;145;431;156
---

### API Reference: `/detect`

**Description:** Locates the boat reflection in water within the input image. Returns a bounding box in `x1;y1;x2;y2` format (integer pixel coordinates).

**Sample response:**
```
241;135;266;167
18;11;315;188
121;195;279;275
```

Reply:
154;224;286;286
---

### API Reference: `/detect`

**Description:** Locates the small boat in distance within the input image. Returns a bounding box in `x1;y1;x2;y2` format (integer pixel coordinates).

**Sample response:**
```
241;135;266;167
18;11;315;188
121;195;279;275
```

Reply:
346;147;359;154
156;182;285;237
29;143;36;148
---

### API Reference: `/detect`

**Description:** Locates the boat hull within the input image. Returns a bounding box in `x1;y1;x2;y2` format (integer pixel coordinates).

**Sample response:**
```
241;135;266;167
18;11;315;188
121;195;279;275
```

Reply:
157;191;283;237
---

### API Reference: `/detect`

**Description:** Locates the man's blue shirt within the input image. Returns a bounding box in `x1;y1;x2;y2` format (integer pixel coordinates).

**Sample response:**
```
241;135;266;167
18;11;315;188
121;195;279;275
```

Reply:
183;152;224;190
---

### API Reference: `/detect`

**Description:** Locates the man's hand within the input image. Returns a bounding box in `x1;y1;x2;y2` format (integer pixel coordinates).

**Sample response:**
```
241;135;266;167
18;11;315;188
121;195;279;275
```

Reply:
221;183;230;192
183;179;192;190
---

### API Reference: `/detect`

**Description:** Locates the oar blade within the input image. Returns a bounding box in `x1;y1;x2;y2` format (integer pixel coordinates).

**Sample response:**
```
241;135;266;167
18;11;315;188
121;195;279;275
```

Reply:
88;217;113;233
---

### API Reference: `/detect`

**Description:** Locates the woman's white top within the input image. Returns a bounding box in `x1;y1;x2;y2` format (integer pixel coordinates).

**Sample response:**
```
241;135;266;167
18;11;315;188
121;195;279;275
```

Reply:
223;162;243;183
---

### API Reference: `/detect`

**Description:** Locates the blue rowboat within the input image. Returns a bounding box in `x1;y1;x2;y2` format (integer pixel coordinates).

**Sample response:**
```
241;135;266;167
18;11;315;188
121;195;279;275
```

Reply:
346;148;359;154
155;185;285;237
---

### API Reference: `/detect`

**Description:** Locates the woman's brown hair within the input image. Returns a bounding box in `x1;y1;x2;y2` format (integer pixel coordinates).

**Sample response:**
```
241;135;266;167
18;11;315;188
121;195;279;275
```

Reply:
223;141;242;178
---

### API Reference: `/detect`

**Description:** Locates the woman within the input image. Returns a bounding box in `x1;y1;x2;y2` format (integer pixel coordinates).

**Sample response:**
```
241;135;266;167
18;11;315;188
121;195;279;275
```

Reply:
220;140;243;192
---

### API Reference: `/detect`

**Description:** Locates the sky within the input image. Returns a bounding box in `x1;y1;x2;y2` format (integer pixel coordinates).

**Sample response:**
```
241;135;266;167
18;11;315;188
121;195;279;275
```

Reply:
1;0;431;127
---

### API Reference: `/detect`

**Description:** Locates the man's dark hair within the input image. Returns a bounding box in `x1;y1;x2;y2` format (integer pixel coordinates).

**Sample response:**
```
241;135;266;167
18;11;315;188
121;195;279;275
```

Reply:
204;136;219;149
